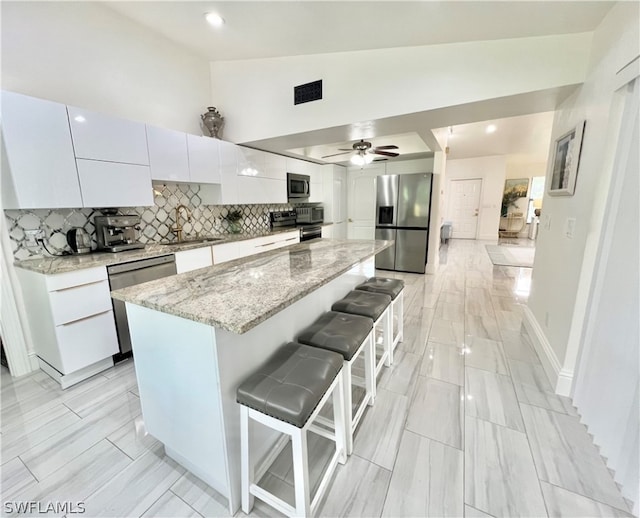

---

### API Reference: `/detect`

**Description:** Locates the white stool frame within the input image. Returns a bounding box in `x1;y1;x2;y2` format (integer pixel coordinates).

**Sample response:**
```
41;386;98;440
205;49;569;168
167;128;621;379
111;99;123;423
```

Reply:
389;289;404;364
373;305;393;375
312;328;375;456
240;371;347;518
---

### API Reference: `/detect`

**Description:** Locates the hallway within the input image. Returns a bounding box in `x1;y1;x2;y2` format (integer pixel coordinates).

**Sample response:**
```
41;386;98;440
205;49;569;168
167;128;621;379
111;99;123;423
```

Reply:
0;239;634;517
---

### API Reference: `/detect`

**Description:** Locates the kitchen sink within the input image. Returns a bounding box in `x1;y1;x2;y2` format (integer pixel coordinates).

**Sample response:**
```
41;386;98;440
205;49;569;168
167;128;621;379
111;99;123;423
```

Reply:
159;237;223;245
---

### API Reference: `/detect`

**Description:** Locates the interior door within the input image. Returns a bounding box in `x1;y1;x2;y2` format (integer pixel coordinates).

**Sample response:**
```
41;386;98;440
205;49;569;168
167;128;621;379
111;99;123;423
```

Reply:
448;178;482;239
347;166;383;239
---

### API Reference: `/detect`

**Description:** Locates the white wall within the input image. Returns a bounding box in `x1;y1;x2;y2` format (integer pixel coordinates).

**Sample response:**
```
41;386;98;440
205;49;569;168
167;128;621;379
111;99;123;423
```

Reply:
444;156;506;241
1;2;211;134
527;2;640;386
210;33;592;143
1;1;212;372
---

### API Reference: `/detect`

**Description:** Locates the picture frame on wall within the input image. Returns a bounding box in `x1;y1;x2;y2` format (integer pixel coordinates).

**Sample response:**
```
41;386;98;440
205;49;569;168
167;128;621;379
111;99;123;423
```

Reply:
547;121;586;196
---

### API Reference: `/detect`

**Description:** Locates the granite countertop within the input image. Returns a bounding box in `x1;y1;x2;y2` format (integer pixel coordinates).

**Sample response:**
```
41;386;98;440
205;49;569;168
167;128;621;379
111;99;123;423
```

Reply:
14;227;303;275
111;239;392;334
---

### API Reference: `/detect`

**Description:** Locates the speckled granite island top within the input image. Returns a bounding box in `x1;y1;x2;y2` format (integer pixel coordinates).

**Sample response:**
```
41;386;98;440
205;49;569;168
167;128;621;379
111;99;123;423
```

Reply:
13;228;301;275
111;239;392;334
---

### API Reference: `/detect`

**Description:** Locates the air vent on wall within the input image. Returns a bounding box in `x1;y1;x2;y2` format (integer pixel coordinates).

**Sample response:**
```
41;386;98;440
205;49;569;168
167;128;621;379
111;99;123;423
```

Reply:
294;80;322;105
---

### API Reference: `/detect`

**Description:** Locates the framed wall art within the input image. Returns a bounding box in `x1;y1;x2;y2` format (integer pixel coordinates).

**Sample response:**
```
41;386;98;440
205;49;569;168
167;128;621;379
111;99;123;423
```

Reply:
547;121;586;196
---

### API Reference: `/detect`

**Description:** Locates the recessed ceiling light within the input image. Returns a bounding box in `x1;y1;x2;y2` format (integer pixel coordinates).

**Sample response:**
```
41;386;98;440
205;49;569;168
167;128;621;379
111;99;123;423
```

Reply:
74;115;86;123
486;124;497;134
205;12;225;27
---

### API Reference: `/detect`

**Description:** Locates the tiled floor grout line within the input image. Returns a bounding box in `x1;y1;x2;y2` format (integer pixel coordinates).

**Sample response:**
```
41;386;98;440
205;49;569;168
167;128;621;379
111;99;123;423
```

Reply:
496;290;551;518
168;487;204;517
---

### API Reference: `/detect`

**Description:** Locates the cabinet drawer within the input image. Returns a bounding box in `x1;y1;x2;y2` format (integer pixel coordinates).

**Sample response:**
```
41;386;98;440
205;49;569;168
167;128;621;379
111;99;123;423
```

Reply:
49;279;113;326
175;247;213;273
45;266;107;291
55;310;119;374
211;242;241;264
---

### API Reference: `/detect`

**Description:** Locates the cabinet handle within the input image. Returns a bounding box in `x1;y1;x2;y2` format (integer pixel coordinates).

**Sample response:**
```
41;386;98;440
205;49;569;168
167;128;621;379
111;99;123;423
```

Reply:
285;238;298;241
60;310;111;326
52;279;106;293
259;242;277;247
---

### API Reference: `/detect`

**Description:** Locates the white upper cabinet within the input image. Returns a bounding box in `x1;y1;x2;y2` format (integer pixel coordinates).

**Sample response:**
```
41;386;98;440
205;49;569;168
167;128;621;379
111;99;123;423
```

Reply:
264;153;287;180
1;91;83;209
76;159;153;207
187;135;221;184
236;146;265;177
147;125;189;182
218;140;239;204
68;106;149;165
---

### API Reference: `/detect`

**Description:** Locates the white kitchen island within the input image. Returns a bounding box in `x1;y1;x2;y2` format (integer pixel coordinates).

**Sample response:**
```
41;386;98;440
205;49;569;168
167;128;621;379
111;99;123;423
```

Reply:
110;238;392;514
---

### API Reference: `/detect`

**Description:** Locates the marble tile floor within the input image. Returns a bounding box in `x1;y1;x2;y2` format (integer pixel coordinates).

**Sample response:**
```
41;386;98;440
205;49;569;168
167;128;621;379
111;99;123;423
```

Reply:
1;239;634;517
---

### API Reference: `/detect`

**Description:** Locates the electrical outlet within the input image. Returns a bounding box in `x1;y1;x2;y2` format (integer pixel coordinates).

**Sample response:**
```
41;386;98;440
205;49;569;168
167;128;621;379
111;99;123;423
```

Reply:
24;229;45;246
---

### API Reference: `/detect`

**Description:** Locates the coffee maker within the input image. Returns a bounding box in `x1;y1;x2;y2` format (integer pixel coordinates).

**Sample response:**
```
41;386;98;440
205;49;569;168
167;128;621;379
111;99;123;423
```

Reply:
95;215;145;252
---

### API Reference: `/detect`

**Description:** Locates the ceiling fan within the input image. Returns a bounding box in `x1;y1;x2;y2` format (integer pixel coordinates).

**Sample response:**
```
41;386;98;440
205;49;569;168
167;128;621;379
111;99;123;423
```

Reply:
321;139;399;165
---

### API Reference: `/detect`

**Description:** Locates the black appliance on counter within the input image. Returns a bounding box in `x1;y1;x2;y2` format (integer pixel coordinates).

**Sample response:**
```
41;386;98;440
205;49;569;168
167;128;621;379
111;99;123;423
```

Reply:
270;210;322;242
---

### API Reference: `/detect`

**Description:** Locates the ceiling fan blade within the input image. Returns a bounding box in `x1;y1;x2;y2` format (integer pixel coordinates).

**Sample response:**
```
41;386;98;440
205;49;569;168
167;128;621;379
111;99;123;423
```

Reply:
373;158;388;162
321;151;352;158
373;145;399;150
373;150;399;157
337;148;353;151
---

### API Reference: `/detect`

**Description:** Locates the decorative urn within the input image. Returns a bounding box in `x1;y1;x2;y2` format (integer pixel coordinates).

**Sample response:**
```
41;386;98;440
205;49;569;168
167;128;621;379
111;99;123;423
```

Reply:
201;107;224;139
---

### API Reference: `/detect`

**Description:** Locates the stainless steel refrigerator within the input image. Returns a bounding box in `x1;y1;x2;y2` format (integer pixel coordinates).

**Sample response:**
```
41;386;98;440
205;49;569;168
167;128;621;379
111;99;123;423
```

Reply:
375;173;433;273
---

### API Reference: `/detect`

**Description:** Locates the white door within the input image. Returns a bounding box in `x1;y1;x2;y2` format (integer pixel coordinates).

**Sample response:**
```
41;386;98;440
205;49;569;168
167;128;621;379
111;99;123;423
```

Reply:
347;166;383;239
448;178;482;239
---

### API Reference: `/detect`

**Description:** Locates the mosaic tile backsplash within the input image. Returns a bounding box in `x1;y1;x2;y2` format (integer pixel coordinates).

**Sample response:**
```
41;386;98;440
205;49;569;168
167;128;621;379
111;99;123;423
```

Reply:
5;184;296;260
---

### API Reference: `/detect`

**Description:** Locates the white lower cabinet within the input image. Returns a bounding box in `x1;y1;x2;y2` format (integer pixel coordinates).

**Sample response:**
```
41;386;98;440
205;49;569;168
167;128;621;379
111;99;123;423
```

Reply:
212;231;300;264
16;266;119;387
321;225;334;239
211;242;243;264
54;311;118;374
175;247;213;273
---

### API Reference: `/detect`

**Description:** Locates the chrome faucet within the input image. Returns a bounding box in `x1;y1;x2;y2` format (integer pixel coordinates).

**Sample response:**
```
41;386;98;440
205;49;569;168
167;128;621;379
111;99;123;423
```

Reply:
172;204;192;242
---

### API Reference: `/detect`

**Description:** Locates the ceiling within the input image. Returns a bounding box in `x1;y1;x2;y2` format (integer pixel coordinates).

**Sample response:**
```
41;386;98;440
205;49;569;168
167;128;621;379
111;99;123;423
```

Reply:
441;111;555;161
104;1;613;62
104;1;609;164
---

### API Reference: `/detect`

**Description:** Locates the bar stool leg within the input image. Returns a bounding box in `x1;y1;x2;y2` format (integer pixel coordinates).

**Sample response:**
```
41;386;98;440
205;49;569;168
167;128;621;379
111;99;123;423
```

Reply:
365;332;376;404
291;428;311;517
240;406;254;514
332;375;347;465
397;292;404;343
385;306;393;366
342;365;353;455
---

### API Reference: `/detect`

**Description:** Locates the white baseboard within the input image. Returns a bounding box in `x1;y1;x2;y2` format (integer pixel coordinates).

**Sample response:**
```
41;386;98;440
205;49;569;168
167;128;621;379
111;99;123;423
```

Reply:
522;306;573;397
29;353;40;372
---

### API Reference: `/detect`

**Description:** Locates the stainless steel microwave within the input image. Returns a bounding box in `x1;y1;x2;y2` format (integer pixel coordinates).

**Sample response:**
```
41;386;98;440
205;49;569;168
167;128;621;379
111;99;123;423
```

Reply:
287;173;310;200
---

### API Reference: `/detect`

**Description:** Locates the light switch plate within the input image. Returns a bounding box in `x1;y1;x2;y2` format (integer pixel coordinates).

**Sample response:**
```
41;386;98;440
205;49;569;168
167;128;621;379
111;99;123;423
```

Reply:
565;217;576;239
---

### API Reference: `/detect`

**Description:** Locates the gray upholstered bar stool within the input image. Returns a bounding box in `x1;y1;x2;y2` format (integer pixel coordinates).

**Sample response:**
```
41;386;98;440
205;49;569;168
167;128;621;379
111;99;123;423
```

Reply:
237;342;347;518
297;311;374;456
331;290;393;381
355;277;405;364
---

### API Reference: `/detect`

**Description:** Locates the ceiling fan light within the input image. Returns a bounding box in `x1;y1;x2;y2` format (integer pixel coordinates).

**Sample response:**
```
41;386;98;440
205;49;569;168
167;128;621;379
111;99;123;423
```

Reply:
364;154;374;164
351;154;365;166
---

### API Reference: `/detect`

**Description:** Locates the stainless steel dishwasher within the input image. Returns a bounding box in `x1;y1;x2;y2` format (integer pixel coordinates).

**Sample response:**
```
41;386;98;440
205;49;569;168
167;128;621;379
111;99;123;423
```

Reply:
107;254;177;362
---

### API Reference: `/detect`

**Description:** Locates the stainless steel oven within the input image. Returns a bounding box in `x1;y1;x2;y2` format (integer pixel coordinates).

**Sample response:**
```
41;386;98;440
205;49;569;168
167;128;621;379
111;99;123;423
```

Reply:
299;225;322;241
287;173;310;200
